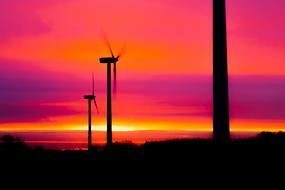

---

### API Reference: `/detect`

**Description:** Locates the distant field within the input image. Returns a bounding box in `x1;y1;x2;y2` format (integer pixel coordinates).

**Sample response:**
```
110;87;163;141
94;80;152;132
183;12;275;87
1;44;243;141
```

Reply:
0;130;258;150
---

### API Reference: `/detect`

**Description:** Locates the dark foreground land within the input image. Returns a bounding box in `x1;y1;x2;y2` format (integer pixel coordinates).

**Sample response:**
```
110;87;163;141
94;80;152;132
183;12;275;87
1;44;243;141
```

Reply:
2;132;285;185
1;132;285;164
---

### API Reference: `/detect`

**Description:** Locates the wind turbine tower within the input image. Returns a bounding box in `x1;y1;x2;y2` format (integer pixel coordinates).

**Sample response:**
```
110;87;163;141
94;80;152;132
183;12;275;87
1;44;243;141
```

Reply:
99;36;124;146
84;74;99;152
213;0;230;142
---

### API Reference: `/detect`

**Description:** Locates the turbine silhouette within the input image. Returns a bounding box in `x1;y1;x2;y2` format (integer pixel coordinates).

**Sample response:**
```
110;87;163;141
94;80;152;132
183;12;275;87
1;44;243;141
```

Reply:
99;34;124;146
213;0;230;142
84;73;99;152
102;33;125;96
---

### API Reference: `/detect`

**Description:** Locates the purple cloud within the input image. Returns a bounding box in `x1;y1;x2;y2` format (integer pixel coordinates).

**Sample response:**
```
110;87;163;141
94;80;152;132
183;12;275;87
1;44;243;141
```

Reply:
1;58;285;123
0;102;79;123
229;75;285;121
0;58;97;103
118;74;285;121
0;58;89;123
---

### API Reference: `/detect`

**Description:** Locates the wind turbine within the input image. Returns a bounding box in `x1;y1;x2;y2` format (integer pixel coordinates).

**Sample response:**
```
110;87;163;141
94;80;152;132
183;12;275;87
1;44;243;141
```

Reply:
84;74;99;152
99;35;124;146
213;0;230;142
102;34;125;96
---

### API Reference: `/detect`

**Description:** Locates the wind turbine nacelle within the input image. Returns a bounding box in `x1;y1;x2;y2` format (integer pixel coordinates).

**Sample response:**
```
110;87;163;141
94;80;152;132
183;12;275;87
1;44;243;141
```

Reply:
84;95;95;100
99;57;118;64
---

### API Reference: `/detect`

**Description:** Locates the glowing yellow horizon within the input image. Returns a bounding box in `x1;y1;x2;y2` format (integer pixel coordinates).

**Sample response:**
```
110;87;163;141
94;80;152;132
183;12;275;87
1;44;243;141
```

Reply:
1;119;285;133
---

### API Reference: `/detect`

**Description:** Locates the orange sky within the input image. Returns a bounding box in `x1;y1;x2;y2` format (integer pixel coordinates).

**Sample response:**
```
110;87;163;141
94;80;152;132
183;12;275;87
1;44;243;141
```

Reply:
1;0;285;146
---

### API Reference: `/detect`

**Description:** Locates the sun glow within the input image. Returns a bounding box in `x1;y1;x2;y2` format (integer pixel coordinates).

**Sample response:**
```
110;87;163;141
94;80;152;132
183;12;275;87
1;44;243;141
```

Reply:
73;125;145;132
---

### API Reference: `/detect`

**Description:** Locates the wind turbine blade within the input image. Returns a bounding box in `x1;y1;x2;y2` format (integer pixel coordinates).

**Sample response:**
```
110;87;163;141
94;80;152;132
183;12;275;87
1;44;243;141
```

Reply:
92;72;95;96
102;32;115;58
117;44;126;59
94;99;99;114
113;62;117;96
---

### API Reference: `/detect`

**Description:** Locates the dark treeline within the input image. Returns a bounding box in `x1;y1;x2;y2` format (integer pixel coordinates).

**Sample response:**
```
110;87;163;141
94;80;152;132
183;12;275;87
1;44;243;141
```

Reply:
1;132;285;162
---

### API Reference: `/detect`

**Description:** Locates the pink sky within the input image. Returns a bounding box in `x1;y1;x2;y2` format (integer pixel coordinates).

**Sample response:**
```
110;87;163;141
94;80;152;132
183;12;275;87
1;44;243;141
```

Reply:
0;0;285;146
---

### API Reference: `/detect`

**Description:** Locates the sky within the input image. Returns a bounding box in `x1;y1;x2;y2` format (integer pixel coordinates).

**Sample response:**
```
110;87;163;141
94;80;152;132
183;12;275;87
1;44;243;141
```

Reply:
1;0;285;146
